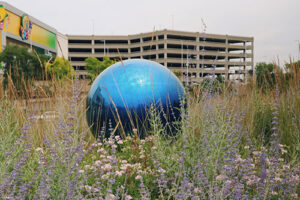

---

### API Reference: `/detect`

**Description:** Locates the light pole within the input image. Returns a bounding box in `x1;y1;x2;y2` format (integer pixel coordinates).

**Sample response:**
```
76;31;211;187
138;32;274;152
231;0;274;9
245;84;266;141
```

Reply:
186;54;189;86
98;40;106;56
91;20;106;57
296;40;300;61
171;14;174;30
201;18;207;79
181;40;183;81
91;19;95;35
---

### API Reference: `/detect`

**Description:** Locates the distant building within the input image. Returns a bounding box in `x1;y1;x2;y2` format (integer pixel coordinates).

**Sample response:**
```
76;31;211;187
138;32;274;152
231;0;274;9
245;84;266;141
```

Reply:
0;1;68;58
68;30;254;83
0;1;254;83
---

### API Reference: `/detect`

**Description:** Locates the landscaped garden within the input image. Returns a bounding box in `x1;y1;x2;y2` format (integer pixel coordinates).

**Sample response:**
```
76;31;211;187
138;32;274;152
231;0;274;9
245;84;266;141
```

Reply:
0;50;299;199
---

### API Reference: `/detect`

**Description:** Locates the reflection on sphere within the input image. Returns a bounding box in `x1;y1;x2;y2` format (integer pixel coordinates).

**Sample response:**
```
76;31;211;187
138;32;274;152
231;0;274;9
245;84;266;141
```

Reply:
86;59;185;138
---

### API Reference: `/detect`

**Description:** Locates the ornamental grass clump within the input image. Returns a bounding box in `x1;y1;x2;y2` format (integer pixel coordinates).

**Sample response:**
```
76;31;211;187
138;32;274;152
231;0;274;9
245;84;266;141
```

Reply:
0;66;299;199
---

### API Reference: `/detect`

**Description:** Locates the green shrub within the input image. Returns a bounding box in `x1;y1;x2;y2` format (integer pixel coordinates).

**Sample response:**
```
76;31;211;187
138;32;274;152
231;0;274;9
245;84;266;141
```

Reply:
46;57;74;81
0;45;49;94
85;56;116;82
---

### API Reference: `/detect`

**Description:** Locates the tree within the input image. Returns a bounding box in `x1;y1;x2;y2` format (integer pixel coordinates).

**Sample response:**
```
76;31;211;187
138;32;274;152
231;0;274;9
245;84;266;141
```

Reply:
173;71;182;79
285;60;300;71
0;45;48;93
85;56;116;81
255;62;276;89
198;75;225;94
46;57;74;80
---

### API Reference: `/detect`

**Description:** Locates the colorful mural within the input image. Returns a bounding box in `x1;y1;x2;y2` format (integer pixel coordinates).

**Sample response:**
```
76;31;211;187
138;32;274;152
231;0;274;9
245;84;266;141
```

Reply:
20;14;32;40
0;5;8;30
0;5;57;52
3;10;56;50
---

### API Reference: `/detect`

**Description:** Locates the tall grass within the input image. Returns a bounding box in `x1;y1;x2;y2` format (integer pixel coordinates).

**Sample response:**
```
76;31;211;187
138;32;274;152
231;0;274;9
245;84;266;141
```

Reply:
0;63;299;199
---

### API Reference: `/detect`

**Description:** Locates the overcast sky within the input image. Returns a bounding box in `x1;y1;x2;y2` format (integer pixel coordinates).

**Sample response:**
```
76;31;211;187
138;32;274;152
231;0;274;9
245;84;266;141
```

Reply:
6;0;300;65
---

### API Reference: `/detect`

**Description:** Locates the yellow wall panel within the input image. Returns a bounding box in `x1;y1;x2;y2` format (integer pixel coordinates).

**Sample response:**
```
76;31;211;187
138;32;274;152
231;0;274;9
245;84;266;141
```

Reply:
3;10;20;36
31;24;56;49
32;24;48;48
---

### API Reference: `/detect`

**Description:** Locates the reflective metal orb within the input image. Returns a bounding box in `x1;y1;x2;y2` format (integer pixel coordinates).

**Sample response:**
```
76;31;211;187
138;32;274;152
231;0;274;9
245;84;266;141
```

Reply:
86;59;184;138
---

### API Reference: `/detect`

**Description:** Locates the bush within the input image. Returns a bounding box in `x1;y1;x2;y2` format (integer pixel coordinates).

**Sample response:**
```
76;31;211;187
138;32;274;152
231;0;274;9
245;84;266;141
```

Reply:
255;62;276;90
46;57;74;81
0;45;49;95
85;56;116;82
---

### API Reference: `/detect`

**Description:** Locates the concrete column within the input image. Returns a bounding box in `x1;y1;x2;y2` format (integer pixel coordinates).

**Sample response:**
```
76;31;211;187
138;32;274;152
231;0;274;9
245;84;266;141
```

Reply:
164;33;167;67
156;35;159;60
196;34;200;69
140;37;143;59
91;39;95;54
128;39;131;59
1;31;6;51
225;36;229;80
250;40;254;83
243;42;247;81
251;41;254;71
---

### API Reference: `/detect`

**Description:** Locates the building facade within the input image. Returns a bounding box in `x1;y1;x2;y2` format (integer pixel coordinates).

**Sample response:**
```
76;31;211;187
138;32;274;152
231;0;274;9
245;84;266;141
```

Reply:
68;30;254;83
0;1;67;58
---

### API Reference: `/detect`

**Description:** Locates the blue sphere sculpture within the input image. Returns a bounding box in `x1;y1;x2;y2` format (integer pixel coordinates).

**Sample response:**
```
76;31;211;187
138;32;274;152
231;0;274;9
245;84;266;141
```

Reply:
86;59;184;138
